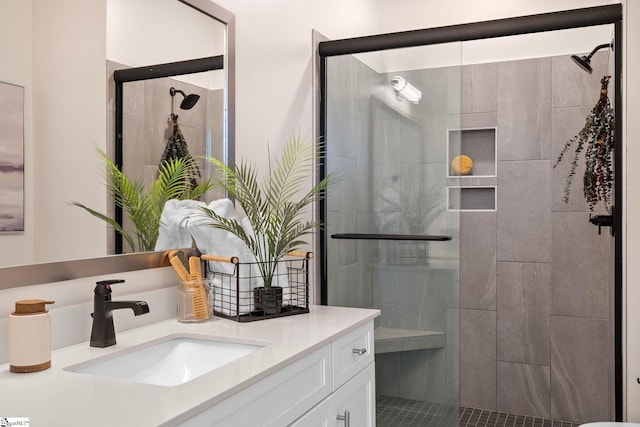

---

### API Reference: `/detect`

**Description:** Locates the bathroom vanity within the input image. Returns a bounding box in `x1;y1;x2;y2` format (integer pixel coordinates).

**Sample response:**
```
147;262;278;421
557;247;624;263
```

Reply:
0;305;378;426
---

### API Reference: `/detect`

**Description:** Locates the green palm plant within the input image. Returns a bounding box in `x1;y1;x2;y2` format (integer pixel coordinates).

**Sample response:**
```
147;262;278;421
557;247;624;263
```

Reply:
199;133;338;287
72;148;215;252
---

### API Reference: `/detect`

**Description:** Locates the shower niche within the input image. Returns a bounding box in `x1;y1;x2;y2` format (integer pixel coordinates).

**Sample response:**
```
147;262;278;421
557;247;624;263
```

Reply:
447;127;497;178
447;127;497;211
447;186;496;211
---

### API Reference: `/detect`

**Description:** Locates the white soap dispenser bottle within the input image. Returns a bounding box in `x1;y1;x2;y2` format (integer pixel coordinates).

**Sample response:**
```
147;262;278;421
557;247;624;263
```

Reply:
9;299;55;373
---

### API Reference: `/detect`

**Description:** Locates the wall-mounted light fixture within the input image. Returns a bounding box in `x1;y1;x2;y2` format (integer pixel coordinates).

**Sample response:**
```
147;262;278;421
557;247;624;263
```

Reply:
390;76;422;104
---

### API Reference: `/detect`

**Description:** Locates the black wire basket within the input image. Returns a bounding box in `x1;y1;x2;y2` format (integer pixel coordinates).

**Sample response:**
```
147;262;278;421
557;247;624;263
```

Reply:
203;252;311;322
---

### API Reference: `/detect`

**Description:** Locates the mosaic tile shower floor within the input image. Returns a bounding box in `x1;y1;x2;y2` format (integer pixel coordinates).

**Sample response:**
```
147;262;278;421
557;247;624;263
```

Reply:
377;396;582;427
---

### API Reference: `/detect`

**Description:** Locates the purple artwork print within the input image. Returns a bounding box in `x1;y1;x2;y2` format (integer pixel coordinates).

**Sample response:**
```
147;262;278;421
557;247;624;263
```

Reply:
0;82;25;232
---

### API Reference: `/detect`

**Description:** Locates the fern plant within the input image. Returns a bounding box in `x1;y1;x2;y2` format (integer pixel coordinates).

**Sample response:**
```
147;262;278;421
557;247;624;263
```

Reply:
199;133;338;288
554;76;615;211
72;148;215;252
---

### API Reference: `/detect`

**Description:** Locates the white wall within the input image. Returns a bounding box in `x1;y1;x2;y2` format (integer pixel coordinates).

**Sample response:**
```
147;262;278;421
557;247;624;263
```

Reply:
107;0;226;90
376;0;616;30
0;267;180;365
208;0;380;170
0;0;109;266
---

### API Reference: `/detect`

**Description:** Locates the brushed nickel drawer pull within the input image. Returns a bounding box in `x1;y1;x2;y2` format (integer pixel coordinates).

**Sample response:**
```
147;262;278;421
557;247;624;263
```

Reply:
337;410;350;426
352;347;367;356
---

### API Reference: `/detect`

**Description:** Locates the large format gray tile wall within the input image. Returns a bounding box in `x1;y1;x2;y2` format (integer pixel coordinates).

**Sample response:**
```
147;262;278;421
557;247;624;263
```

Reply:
459;52;614;424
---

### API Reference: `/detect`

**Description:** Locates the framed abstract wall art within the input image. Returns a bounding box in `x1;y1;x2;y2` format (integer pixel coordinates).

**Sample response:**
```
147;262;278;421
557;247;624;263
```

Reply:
0;81;24;232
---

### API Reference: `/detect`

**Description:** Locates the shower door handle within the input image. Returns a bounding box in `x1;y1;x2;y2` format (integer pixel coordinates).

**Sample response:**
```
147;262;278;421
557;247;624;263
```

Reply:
331;233;452;241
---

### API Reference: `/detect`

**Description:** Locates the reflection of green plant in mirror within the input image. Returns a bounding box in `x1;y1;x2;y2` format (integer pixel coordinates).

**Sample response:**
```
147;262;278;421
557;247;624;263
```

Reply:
199;133;338;288
72;148;215;253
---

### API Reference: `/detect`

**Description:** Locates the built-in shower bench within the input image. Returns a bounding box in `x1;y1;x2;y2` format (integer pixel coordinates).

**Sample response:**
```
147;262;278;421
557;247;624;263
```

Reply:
374;327;445;354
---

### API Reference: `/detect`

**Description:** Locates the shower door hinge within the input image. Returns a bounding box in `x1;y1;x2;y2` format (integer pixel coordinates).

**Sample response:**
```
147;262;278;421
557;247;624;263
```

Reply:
589;206;614;236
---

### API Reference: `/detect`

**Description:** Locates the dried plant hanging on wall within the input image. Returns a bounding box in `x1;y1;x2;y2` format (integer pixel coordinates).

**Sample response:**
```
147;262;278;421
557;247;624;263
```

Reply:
554;76;615;211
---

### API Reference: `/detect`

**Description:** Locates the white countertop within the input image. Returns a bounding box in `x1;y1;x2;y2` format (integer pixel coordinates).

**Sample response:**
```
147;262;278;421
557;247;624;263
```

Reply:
0;305;379;426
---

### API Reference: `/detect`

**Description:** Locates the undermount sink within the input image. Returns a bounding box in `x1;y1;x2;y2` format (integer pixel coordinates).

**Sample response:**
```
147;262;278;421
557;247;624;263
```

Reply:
65;334;264;386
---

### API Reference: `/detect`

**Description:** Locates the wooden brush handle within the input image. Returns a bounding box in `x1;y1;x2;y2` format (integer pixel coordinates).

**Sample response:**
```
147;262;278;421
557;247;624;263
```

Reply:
201;254;240;264
170;256;189;281
287;251;313;259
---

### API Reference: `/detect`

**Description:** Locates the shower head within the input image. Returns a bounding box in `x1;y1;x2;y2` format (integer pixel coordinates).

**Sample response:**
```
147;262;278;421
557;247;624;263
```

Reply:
169;87;200;110
571;54;593;74
571;43;612;74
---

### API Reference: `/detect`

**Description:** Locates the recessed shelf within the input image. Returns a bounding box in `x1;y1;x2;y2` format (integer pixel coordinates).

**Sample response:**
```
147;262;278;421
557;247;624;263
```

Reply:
447;186;496;212
374;327;446;354
447;127;497;178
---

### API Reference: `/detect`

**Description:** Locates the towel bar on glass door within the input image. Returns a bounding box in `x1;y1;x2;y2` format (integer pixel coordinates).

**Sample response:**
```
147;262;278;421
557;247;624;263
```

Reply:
330;233;452;241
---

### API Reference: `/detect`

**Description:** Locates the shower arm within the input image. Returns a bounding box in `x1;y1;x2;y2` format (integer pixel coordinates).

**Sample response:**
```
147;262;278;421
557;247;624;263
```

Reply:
586;42;612;59
169;87;184;116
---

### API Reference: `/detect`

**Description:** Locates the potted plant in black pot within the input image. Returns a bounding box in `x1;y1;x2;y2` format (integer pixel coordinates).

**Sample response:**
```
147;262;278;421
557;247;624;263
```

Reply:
199;133;337;315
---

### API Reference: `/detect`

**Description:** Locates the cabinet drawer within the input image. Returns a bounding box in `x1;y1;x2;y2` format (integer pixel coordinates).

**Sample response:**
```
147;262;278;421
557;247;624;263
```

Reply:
181;344;332;426
332;321;374;390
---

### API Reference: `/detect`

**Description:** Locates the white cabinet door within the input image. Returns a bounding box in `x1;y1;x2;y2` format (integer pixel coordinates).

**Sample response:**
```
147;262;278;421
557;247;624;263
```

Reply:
334;363;376;427
289;394;336;427
291;363;376;427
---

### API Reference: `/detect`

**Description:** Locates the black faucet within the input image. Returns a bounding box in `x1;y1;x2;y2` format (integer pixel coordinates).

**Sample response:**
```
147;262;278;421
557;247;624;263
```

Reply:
90;279;150;348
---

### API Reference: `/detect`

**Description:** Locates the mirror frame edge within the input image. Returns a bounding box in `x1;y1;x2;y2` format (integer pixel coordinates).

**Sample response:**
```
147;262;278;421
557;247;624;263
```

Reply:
0;249;200;289
0;0;235;290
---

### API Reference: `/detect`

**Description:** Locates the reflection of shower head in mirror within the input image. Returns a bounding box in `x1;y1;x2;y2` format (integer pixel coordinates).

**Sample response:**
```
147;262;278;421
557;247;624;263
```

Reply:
570;42;612;74
169;87;200;110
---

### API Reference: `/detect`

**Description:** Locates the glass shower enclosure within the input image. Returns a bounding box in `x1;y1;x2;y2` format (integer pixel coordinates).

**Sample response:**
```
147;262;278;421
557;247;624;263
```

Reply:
319;5;623;426
323;43;463;427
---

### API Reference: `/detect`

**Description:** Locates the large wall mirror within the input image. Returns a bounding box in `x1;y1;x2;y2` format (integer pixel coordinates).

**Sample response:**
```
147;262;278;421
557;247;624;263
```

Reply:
0;0;235;286
108;0;234;254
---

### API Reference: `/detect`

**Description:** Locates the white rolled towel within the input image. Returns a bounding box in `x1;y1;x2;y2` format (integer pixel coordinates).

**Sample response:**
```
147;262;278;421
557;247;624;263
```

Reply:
155;199;205;251
187;198;257;273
